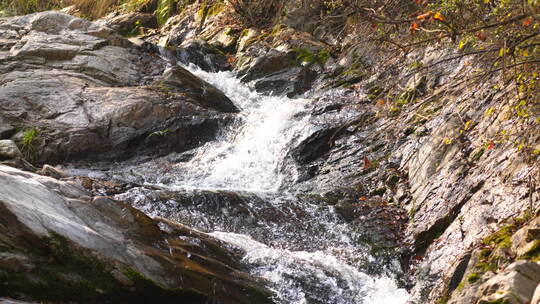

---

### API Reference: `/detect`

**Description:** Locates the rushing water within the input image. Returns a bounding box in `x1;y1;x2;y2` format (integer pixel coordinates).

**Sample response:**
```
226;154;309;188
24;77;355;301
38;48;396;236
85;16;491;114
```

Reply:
109;57;410;303
154;65;311;192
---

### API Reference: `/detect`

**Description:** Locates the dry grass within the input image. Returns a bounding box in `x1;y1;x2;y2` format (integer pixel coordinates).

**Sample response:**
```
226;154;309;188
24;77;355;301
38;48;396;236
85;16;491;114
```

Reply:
0;0;67;15
0;0;153;18
68;0;123;19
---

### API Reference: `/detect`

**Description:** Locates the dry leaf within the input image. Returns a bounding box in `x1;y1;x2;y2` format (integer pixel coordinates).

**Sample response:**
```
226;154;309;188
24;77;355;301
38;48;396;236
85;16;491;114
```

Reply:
476;31;487;41
363;156;372;169
410;21;419;32
522;17;533;27
433;12;445;21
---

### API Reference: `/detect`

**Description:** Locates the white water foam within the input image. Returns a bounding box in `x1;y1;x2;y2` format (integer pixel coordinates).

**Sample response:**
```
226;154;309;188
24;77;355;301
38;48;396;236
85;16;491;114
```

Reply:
166;64;310;192
210;231;410;304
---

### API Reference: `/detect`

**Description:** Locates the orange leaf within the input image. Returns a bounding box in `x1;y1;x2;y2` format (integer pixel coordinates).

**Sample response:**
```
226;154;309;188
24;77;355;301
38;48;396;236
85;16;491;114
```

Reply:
416;12;431;20
522;17;533;27
433;12;445;21
476;31;487;41
410;21;419;32
376;99;385;105
363;156;372;169
358;197;367;201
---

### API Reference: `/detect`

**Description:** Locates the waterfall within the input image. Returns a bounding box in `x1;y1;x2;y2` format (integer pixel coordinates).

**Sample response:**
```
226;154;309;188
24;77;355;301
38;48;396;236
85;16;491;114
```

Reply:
158;64;310;192
112;56;410;303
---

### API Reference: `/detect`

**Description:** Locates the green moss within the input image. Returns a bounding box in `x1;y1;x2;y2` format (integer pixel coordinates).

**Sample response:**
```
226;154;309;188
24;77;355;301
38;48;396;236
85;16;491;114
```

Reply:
435;294;450;304
471;147;486;162
240;29;250;38
483;298;510;304
386;175;400;188
196;0;208;20
396;90;416;106
467;272;481;283
518;239;540;262
327;76;364;88
479;248;493;258
367;87;383;100
483;225;516;249
293;47;331;66
270;23;286;36
207;0;224;17
370;187;387;196
156;0;174;27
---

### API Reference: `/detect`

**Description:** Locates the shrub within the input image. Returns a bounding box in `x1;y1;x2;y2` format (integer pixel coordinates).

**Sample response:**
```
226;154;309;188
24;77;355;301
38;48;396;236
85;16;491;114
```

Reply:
0;0;66;15
225;0;285;27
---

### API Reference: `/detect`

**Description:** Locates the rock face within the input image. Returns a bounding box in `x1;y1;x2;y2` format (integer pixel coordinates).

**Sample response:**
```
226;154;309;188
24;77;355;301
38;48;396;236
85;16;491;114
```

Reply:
153;66;239;113
0;165;273;303
0;11;236;163
175;39;232;72
443;216;540;304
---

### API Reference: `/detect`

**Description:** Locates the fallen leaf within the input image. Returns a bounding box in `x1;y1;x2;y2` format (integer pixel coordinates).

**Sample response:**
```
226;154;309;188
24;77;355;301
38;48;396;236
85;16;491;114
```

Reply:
523;17;533;27
410;21;420;32
376;99;385;105
363;156;372;169
416;12;431;20
476;31;487;41
433;12;445;21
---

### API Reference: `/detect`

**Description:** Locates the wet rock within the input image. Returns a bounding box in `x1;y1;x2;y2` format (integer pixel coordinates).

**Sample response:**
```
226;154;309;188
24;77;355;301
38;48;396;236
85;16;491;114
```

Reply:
290;125;343;165
0;11;235;163
0;117;15;139
238;52;296;83
175;39;231;72
153;66;239;112
0;165;273;304
254;66;317;98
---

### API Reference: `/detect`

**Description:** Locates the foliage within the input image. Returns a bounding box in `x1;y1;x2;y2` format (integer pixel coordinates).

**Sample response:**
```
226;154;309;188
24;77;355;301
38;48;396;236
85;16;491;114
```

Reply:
224;0;284;27
18;128;39;161
293;47;331;66
0;0;66;15
20;128;38;151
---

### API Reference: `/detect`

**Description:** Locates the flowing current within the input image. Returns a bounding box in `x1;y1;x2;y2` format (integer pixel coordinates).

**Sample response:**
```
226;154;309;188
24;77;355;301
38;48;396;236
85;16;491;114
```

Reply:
113;59;411;303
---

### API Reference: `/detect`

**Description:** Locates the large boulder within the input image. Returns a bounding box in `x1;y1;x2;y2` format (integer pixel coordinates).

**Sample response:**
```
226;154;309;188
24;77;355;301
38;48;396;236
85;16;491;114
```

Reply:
0;11;236;163
175;39;231;72
0;165;273;304
152;66;239;113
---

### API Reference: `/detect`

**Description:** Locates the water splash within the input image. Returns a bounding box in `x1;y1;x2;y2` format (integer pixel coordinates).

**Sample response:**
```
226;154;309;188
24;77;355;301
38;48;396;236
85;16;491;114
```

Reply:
211;232;410;304
106;54;411;303
164;64;311;192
